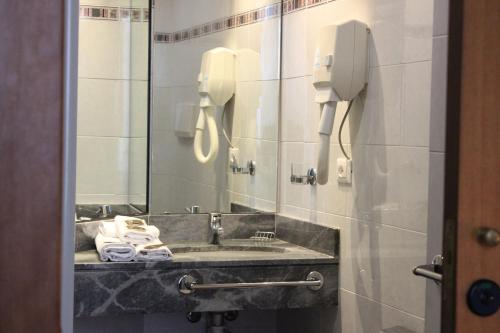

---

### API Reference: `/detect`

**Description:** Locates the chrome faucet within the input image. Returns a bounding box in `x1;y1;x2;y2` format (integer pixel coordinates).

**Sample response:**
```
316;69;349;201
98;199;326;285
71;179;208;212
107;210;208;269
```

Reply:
98;204;112;218
185;205;200;214
209;213;223;245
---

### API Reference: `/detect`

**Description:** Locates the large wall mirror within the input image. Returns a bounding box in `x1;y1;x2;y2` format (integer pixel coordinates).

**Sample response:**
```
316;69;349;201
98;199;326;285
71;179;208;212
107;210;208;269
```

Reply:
76;0;281;220
76;0;150;221
150;0;281;214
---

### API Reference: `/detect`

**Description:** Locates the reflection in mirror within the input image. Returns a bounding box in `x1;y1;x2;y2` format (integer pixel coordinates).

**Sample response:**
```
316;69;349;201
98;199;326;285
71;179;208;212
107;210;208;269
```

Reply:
76;0;150;222
150;0;281;214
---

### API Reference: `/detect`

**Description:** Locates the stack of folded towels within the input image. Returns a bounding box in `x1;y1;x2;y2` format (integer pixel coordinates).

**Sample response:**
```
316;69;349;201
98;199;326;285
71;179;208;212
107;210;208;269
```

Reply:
95;216;172;262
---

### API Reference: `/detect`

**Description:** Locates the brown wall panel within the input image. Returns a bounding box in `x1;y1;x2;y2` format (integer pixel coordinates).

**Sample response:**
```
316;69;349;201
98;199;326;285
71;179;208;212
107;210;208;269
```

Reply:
0;1;65;332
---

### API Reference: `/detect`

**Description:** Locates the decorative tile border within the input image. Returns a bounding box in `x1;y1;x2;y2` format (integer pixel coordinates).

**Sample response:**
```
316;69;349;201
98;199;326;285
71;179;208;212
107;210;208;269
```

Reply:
80;6;149;22
283;0;334;14
154;2;282;44
154;0;336;44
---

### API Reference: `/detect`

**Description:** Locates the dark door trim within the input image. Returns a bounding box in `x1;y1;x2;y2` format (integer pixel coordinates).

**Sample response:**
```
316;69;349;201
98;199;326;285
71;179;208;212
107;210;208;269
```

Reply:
441;0;463;332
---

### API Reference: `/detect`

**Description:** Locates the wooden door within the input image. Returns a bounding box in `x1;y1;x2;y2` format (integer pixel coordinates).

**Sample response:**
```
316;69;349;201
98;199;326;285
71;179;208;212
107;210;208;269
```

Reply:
443;0;500;332
0;1;66;332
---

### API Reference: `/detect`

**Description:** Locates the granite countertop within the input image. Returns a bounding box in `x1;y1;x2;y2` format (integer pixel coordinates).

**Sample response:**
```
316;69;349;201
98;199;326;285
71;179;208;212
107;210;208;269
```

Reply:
75;239;338;271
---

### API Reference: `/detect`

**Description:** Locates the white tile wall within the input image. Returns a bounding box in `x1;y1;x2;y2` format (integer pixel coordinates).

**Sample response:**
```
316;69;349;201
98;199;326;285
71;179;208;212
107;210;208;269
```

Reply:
340;289;425;333
402;0;434;63
130;80;148;138
369;0;433;66
233;0;276;14
282;11;308;78
77;78;131;137
346;145;429;233
339;218;427;317
401;61;432;147
76;136;130;201
77;0;149;205
131;21;149;81
429;35;448;153
279;0;438;331
357;65;403;146
281;77;309;142
128;137;148;203
78;20;131;80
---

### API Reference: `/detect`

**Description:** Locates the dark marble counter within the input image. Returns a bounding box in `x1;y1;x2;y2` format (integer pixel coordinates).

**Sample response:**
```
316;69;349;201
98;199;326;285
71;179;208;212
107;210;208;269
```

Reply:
75;239;337;271
74;214;340;318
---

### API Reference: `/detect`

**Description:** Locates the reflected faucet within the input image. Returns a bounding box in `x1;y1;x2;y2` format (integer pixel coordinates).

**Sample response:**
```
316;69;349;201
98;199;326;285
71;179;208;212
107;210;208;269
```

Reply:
98;204;112;218
185;205;200;214
209;213;224;245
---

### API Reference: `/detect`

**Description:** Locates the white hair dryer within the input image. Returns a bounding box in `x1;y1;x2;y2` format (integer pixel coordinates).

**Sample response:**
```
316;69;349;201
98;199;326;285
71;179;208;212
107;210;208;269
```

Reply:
194;47;236;164
313;21;368;184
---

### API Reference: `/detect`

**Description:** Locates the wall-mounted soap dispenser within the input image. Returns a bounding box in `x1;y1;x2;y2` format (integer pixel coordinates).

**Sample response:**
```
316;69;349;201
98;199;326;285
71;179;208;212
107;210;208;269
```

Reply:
194;47;236;164
313;20;368;185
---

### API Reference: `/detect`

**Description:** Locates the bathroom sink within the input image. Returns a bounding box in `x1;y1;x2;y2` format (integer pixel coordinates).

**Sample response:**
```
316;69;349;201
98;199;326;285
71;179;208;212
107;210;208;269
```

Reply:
74;238;336;268
169;239;289;254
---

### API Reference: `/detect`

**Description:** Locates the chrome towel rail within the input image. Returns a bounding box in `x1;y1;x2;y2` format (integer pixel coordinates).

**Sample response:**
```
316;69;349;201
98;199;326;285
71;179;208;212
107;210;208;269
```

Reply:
178;271;324;295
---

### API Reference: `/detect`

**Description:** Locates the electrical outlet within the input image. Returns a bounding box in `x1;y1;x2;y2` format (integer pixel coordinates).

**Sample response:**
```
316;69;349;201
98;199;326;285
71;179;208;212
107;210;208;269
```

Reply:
337;157;352;184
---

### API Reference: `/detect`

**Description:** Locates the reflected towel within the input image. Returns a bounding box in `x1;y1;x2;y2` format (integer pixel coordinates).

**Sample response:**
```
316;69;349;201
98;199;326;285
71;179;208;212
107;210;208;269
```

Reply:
95;233;136;262
135;240;173;261
114;215;160;245
98;221;117;238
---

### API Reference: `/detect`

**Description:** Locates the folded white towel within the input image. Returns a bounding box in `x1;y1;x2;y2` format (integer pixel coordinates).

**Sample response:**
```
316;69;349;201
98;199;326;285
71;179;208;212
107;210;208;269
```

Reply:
135;240;173;261
114;215;160;245
95;233;136;262
98;221;117;238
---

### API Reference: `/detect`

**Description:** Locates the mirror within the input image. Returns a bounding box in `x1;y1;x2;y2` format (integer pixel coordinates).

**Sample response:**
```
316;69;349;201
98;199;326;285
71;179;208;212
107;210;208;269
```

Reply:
76;1;150;221
75;0;282;220
150;0;281;214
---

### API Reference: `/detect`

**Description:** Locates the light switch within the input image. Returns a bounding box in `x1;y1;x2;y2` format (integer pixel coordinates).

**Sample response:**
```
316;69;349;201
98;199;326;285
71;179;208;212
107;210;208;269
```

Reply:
337;157;352;184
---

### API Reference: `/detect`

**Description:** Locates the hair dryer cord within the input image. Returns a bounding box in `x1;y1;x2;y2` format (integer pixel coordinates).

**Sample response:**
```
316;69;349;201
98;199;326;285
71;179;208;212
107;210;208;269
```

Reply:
338;99;354;160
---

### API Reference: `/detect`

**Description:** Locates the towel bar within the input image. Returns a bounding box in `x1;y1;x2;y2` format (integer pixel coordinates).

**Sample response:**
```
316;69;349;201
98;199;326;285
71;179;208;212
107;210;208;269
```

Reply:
178;271;324;294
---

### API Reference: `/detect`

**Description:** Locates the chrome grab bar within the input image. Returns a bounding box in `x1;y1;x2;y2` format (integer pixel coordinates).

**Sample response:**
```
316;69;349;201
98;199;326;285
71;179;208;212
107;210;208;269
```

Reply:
178;271;324;295
413;265;442;283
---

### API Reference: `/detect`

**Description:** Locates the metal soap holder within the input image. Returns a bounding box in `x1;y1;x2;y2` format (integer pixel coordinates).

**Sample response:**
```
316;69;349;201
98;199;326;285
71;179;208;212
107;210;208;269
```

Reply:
290;164;317;185
231;160;256;176
250;231;276;241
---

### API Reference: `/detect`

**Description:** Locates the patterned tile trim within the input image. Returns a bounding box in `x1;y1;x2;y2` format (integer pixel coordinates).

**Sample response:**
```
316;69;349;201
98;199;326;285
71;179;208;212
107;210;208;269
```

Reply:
154;2;282;44
80;6;149;22
283;0;334;14
154;0;335;44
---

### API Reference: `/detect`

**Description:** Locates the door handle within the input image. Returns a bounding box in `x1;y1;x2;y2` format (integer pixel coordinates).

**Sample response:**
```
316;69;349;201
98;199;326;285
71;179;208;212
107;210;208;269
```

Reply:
476;227;499;247
413;265;442;283
413;255;443;284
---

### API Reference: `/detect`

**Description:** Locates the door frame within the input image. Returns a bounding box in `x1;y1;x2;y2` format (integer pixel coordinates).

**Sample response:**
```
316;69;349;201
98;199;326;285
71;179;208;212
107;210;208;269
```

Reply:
441;0;462;331
61;0;79;331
